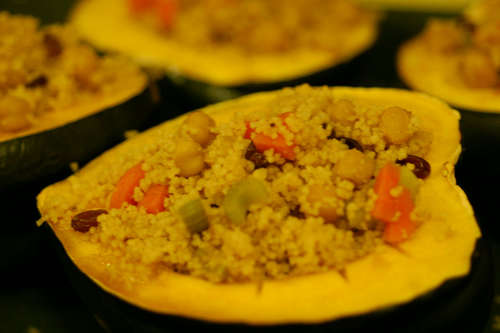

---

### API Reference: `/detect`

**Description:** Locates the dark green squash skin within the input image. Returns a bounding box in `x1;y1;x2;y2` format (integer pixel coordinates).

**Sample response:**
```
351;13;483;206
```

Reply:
159;11;458;113
159;46;378;112
0;83;161;192
454;109;500;241
48;224;492;333
157;10;460;113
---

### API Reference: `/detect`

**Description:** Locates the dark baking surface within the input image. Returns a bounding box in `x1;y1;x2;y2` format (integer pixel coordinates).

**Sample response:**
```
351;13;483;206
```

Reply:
0;1;498;332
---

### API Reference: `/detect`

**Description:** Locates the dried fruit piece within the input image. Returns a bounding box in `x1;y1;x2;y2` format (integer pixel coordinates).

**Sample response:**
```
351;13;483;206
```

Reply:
397;155;431;179
71;209;107;233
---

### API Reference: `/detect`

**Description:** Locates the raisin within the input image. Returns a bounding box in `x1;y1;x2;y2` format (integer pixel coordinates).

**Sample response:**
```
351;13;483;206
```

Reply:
352;228;366;237
397;155;431;179
245;142;269;169
338;137;363;152
458;15;476;33
327;129;336;140
26;75;48;88
43;33;62;58
289;205;305;219
71;209;107;233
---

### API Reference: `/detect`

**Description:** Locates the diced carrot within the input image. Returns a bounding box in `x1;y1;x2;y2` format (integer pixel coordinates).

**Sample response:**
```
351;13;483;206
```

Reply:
138;184;169;214
372;186;414;224
109;163;145;209
243;113;296;160
156;0;178;30
252;132;296;160
279;112;293;127
371;162;417;244
383;215;417;244
371;163;400;222
128;0;156;13
373;162;400;195
244;122;252;139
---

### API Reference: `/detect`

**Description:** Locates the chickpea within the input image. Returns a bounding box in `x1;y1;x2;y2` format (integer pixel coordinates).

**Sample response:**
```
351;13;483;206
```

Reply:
459;48;498;88
0;114;31;132
173;139;205;177
246;22;288;53
183;111;216;147
0;68;27;89
379;107;412;145
408;130;433;156
64;45;99;82
0;96;32;118
327;99;356;125
423;19;465;52
333;150;375;186
473;22;500;52
307;184;339;224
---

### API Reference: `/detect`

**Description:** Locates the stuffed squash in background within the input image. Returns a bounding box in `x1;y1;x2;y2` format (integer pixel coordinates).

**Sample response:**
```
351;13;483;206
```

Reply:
69;0;379;108
0;12;158;190
38;86;491;332
397;0;500;239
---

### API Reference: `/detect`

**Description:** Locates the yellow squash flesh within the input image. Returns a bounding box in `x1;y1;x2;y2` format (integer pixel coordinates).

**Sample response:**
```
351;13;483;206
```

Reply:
69;0;378;86
37;87;480;325
398;38;500;114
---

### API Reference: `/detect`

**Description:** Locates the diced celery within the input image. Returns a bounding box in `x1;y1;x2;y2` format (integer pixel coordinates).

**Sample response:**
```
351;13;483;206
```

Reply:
223;177;269;225
178;198;209;233
399;166;420;200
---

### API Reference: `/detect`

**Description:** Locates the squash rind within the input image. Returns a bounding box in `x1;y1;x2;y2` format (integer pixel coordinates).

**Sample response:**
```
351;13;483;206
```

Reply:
0;76;156;190
38;87;480;324
51;230;491;333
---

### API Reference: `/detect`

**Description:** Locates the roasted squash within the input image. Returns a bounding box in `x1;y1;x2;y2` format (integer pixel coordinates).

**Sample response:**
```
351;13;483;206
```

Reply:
0;12;158;190
0;85;158;190
37;87;485;330
49;230;491;333
69;0;379;107
396;0;500;238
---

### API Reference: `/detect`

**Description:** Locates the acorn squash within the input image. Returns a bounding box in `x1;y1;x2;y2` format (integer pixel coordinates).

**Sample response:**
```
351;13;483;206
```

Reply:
37;87;485;329
69;0;379;107
0;84;157;190
396;0;500;237
0;12;158;190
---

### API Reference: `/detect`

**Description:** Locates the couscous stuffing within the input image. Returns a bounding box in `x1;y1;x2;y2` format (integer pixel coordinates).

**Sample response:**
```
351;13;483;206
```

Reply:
414;0;500;89
43;85;434;284
0;12;144;141
127;0;378;54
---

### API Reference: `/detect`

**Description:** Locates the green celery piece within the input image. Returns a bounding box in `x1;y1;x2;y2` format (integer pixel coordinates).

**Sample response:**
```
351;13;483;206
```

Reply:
178;198;209;233
399;166;420;200
223;177;269;225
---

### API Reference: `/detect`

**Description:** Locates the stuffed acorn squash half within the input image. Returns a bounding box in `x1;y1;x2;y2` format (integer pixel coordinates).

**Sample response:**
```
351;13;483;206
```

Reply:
37;85;489;331
397;0;500;237
0;12;157;190
69;0;379;107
